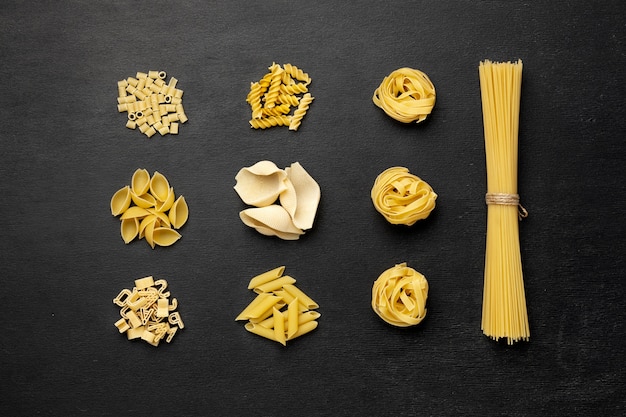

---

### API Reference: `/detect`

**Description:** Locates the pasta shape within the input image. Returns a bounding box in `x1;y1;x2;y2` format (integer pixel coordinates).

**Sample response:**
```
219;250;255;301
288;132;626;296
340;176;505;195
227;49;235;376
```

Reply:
111;169;188;248
288;93;314;131
236;266;320;345
373;67;436;123
116;70;187;138
234;161;321;240
371;167;437;226
247;63;314;131
113;276;183;347
372;263;428;327
479;59;529;344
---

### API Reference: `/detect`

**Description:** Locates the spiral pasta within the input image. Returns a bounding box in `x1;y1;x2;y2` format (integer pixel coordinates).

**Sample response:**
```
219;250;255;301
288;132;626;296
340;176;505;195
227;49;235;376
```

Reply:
372;67;436;124
371;167;437;226
372;263;428;327
246;63;314;131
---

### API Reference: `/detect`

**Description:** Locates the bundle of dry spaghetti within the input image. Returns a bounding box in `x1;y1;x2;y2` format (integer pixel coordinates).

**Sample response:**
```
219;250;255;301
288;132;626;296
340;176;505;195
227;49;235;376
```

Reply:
479;59;529;344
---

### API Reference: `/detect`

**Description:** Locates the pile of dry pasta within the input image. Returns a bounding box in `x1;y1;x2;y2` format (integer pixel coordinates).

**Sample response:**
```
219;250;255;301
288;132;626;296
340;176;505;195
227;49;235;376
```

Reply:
479;59;529;344
117;70;188;137
236;266;320;345
110;169;189;248
234;160;321;240
113;276;184;347
246;63;314;131
373;67;436;124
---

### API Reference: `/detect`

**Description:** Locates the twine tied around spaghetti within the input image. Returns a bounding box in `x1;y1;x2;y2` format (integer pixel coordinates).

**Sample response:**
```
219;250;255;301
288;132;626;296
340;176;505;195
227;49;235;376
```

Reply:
485;193;528;220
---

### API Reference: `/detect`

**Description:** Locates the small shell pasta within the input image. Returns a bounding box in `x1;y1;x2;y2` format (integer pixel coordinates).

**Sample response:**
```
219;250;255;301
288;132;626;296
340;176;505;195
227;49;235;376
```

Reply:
111;169;188;248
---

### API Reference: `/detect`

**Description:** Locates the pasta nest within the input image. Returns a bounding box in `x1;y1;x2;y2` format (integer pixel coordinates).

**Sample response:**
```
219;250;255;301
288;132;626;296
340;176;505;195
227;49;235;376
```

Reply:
372;67;436;123
371;167;437;226
372;263;428;327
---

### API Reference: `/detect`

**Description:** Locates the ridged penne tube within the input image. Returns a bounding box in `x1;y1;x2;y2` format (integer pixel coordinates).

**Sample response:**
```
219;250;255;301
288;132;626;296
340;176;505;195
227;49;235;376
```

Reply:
234;160;288;207
258;308;320;329
253;276;297;294
111;185;132;216
236;293;283;320
287;298;299;339
283;162;321;230
120;217;139;244
247;266;286;289
286;320;318;341
152;227;181;247
282;284;319;309
248;301;286;324
168;196;188;229
273;307;286;346
239;205;304;240
244;322;279;343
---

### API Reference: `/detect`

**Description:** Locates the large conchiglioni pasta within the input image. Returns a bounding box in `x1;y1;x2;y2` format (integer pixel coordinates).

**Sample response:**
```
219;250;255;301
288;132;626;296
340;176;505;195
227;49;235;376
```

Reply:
234;160;288;207
372;263;429;327
234;161;321;240
371;167;437;226
110;169;188;248
373;67;436;123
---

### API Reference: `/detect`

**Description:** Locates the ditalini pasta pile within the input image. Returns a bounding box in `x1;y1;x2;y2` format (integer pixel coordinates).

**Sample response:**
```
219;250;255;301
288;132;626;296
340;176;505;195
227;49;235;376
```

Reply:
373;67;436;123
117;70;188;137
371;167;437;226
236;266;320;346
479;59;529;344
246;63;314;131
111;169;189;248
234;160;321;240
372;263;429;327
113;276;184;347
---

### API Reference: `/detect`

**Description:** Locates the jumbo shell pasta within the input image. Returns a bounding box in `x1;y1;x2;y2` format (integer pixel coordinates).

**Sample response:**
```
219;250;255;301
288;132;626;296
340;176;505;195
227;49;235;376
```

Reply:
234;161;320;240
110;169;188;248
372;263;429;327
371;167;437;226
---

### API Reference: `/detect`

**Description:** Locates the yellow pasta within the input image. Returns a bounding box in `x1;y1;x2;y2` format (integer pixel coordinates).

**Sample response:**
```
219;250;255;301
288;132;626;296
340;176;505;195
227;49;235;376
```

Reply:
113;276;183;346
116;70;187;138
288;93;314;131
479;59;529;344
236;267;320;345
247;63;314;131
234;161;321;240
372;67;436;123
372;263;428;327
371;167;437;226
110;169;188;248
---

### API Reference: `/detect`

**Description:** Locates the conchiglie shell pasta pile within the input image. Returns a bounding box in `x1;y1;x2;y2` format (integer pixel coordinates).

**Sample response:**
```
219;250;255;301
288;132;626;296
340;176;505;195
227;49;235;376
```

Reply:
111;169;188;248
234;161;321;240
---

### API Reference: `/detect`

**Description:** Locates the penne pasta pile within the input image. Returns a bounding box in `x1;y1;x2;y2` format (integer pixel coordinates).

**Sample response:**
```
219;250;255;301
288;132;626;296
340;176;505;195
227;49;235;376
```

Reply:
236;266;320;346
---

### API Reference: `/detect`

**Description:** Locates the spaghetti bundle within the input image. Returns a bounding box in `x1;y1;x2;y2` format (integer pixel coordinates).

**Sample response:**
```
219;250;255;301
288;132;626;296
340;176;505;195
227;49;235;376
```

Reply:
479;59;529;344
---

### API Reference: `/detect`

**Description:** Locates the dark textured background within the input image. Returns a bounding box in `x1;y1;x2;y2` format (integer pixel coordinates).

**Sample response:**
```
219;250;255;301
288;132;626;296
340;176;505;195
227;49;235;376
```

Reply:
1;1;625;415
